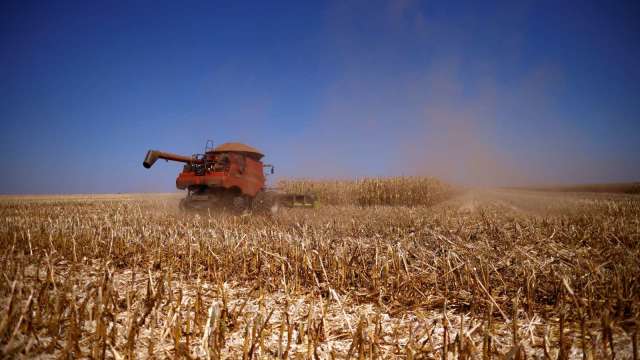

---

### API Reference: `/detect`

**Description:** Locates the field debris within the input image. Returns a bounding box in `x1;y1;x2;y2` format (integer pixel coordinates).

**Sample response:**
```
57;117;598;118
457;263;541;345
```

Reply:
0;180;638;358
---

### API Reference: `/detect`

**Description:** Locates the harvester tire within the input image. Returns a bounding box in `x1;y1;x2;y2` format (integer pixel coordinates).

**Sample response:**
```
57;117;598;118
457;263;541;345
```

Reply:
252;191;280;215
232;196;250;212
179;199;188;211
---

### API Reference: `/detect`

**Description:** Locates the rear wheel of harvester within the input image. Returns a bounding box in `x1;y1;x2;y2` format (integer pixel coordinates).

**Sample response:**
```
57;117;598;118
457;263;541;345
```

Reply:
179;198;204;211
232;195;251;213
179;198;206;211
252;191;280;215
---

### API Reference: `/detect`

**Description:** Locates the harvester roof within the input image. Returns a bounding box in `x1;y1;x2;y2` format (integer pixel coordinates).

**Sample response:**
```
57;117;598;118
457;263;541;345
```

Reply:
211;142;264;159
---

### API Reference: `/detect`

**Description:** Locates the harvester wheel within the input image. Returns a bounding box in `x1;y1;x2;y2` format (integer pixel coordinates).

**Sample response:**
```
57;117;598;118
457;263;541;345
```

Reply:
232;196;250;212
179;199;188;211
252;191;280;215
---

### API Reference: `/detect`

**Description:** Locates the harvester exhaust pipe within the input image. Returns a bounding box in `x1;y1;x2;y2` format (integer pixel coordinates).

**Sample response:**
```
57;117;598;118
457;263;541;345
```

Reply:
143;150;160;168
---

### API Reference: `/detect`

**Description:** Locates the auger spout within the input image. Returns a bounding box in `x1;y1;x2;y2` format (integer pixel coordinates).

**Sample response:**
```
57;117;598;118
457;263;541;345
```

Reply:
143;150;199;169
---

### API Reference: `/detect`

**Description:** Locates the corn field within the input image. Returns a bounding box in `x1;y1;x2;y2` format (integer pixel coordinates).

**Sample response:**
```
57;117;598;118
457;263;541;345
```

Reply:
277;177;454;206
0;183;638;358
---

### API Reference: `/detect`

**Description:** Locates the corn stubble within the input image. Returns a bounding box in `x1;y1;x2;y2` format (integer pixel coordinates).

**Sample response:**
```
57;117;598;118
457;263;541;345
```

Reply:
0;178;638;359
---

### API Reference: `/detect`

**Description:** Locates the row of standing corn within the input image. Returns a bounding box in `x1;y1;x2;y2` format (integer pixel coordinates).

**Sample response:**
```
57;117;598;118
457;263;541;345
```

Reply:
277;176;455;206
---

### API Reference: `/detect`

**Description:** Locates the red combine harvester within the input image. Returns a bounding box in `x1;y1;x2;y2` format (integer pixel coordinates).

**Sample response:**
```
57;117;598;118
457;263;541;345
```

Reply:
143;141;314;211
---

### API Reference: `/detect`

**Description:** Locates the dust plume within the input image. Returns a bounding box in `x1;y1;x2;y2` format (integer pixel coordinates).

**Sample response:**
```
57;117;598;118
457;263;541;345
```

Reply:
275;1;638;187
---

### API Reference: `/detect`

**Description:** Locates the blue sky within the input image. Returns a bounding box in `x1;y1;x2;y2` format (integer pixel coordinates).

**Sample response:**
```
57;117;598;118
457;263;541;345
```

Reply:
1;0;639;193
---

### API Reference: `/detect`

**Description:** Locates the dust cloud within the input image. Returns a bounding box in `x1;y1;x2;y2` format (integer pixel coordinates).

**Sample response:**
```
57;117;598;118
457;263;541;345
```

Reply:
276;60;542;186
274;1;636;187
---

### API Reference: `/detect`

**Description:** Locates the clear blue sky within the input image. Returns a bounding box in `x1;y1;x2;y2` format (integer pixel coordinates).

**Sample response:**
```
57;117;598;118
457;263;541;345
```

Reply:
1;0;639;193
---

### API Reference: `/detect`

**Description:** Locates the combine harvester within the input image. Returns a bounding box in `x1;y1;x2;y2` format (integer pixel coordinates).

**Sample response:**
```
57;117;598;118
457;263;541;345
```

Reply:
143;141;315;212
